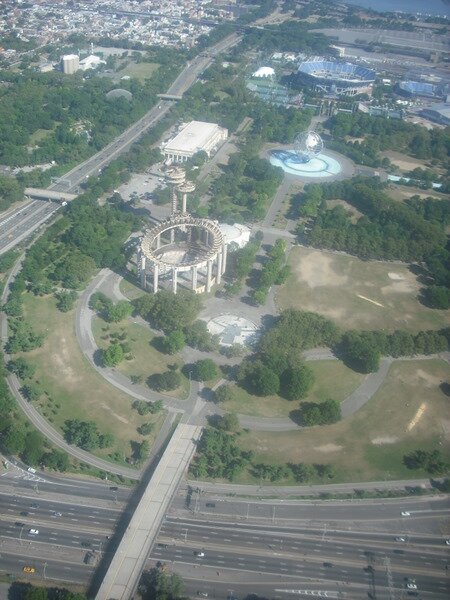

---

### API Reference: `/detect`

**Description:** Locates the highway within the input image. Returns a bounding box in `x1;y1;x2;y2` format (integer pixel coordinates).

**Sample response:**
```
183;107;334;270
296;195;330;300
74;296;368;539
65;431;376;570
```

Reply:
0;32;240;256
148;515;450;599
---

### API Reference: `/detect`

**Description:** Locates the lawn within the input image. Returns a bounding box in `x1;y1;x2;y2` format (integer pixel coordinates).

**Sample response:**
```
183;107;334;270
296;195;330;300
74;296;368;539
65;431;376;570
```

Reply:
235;359;450;484
29;128;52;144
119;276;146;300
117;61;159;81
18;293;166;466
92;316;190;400
220;360;364;418
277;246;450;332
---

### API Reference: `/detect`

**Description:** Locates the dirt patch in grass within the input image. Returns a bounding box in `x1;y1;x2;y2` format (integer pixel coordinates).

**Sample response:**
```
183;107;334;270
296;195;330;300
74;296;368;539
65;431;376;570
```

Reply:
380;151;438;174
92;316;189;400
277;246;450;331
235;359;450;483
220;360;364;418
19;293;165;465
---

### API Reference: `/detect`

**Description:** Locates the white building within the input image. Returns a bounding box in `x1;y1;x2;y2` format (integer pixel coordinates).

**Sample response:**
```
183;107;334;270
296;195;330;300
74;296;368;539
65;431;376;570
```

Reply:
218;223;251;250
79;54;106;71
62;54;79;74
252;66;275;78
161;121;228;163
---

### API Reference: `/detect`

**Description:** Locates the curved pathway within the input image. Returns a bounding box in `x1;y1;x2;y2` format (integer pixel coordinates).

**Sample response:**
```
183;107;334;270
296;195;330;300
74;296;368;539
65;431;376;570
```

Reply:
79;270;398;431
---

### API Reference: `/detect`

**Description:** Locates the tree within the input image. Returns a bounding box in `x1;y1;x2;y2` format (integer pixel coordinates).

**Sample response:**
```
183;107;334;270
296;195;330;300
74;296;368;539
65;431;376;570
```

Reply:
214;384;234;403
281;365;315;400
102;343;124;367
23;587;49;600
193;359;219;382
22;430;45;466
148;371;181;392
55;290;78;312
239;360;280;396
136;289;202;332
404;449;448;475
135;439;149;462
139;568;185;600
290;462;315;483
300;400;341;426
64;419;100;450
7;357;35;379
423;286;450;310
217;412;240;432
42;449;70;471
184;320;218;351
162;330;186;354
138;422;154;436
1;425;26;455
106;300;133;322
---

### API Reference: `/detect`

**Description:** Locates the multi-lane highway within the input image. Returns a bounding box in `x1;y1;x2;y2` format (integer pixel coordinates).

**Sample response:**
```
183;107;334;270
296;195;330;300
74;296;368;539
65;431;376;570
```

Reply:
0;33;240;256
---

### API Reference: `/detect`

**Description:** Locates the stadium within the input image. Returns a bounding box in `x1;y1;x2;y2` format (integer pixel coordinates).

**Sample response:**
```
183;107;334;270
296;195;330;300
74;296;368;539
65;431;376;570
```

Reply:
397;80;448;99
296;60;376;96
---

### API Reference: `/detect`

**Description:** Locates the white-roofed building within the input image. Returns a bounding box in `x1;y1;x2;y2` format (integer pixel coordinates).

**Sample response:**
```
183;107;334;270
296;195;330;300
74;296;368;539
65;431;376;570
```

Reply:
79;54;106;71
218;222;251;250
252;66;275;78
161;121;228;163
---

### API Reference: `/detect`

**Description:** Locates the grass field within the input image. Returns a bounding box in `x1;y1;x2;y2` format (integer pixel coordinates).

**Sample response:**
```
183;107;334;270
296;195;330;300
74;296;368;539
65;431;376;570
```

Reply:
29;129;52;144
18;293;165;465
277;246;450;332
92;316;190;400
119;277;146;300
235;358;450;483
117;61;159;81
220;360;364;418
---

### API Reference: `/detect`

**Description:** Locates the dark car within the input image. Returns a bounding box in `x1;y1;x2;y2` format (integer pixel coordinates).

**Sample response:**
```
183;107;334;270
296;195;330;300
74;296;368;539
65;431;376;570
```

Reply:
15;522;25;527
110;486;118;491
81;541;92;548
30;503;39;509
157;543;168;548
205;502;216;508
20;511;29;517
323;562;333;568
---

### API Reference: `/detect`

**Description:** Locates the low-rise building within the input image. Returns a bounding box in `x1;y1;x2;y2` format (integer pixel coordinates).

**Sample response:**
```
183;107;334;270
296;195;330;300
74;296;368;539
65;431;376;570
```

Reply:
161;121;228;163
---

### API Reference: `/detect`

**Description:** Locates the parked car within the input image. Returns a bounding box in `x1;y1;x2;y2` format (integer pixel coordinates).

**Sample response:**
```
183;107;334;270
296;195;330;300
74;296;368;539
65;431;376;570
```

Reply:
23;566;35;573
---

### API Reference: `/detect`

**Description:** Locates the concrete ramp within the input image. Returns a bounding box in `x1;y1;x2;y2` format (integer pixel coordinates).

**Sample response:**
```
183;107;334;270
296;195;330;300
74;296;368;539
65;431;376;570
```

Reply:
24;187;77;202
95;423;202;600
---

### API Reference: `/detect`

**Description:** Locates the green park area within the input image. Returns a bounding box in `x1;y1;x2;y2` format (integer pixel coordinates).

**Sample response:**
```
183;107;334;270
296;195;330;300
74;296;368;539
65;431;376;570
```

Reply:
117;60;159;82
277;246;450;332
235;359;450;484
92;315;190;400
17;293;165;466
220;360;364;418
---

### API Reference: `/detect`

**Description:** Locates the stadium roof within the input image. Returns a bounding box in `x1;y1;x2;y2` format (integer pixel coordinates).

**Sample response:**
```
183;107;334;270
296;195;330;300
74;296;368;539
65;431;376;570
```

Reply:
298;60;376;83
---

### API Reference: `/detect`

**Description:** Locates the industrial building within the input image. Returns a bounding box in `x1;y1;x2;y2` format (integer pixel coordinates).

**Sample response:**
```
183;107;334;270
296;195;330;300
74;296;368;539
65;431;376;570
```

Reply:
161;121;228;163
61;54;79;74
420;103;450;126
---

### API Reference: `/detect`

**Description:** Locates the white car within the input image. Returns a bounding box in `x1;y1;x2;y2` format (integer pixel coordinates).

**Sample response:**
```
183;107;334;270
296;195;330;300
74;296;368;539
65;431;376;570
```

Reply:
401;511;411;517
28;529;39;535
395;536;406;542
194;551;205;557
445;539;450;545
406;583;417;590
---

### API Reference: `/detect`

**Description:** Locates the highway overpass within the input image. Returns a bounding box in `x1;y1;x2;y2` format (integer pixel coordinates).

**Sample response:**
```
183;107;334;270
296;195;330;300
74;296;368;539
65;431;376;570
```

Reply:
24;188;78;202
95;423;202;600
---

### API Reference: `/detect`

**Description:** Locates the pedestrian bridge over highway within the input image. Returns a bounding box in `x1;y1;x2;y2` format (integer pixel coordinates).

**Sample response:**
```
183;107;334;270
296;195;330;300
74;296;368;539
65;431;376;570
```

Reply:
95;423;202;600
24;187;78;202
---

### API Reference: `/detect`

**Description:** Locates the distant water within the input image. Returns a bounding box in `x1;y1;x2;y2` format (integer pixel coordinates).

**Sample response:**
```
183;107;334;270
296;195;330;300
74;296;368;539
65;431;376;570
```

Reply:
332;0;449;17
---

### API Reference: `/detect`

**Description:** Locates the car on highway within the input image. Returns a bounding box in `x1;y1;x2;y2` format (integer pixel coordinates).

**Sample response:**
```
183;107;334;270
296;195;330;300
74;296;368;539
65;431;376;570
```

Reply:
28;529;39;535
194;551;205;557
445;539;450;545
20;511;29;517
323;562;333;568
395;537;406;542
30;503;39;509
52;511;62;517
23;566;35;573
197;593;208;598
401;511;411;516
406;582;417;590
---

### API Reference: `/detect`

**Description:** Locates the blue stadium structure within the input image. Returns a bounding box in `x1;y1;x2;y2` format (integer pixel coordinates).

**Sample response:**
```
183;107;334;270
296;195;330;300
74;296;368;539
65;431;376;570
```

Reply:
398;80;447;99
297;60;376;96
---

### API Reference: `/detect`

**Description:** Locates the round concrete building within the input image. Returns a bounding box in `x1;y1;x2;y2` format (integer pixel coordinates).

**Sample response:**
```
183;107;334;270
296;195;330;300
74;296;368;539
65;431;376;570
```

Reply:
137;169;227;294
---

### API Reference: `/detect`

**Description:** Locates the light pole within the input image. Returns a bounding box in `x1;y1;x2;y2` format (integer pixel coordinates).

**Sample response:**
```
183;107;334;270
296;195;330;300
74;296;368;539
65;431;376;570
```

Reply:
43;562;47;580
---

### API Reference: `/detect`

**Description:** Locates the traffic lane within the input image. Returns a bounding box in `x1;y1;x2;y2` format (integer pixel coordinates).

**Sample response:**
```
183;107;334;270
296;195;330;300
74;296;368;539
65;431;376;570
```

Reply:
159;521;450;567
164;515;450;547
0;551;92;585
0;493;122;527
175;495;450;524
0;202;57;243
0;520;111;551
150;545;449;597
0;468;132;502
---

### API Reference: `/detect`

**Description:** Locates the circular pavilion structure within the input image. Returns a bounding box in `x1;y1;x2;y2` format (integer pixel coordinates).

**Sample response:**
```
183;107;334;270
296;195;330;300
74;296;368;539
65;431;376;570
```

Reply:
137;169;227;294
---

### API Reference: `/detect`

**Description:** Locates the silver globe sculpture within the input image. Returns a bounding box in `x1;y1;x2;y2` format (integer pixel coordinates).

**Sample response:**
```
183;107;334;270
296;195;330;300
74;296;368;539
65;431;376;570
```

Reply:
294;130;324;163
